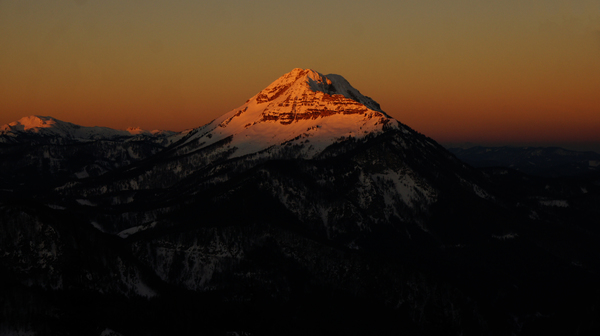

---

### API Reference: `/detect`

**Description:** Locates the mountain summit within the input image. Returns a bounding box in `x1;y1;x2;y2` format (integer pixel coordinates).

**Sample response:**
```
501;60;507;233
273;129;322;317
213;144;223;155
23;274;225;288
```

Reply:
251;68;383;112
1;115;63;131
178;68;399;158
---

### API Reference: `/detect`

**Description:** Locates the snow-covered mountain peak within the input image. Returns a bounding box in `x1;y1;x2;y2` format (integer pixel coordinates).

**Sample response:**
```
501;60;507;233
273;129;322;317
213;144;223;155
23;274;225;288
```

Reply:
179;68;400;159
5;115;63;132
126;127;151;136
1;116;87;138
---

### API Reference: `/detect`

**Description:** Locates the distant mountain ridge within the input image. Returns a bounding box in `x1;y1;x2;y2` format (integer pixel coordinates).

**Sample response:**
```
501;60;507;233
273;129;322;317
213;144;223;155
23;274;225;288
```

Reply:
0;115;179;145
448;145;600;177
0;116;185;190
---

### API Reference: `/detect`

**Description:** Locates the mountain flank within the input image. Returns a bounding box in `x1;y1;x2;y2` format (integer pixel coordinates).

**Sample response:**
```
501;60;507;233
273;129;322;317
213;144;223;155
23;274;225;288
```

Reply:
1;69;599;335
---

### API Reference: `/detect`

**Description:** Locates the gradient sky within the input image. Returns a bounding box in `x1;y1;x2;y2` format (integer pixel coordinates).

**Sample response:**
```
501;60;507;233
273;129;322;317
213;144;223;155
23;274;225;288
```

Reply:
2;0;600;148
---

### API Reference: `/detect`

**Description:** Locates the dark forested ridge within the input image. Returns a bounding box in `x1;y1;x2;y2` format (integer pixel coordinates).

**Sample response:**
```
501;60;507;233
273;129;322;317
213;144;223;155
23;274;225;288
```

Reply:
1;127;599;335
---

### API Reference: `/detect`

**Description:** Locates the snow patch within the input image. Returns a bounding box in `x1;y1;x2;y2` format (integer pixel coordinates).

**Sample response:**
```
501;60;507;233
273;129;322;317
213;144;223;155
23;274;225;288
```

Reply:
529;210;539;220
0;328;36;336
74;168;90;179
492;233;518;240
472;184;492;200
127;147;141;159
117;221;158;238
539;199;569;207
90;221;105;232
76;199;96;206
47;204;66;210
571;261;583;267
372;169;436;209
100;328;124;336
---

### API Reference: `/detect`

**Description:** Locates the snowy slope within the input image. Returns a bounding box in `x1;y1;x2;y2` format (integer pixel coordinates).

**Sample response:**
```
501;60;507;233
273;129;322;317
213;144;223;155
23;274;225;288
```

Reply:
175;68;402;158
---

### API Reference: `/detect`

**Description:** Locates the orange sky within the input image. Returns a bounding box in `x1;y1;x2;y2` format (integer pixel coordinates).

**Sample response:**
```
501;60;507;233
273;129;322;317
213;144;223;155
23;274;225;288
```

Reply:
1;0;599;147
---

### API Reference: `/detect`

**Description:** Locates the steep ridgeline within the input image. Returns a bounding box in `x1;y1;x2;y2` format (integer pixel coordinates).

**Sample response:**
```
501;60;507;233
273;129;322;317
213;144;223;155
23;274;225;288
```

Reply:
58;68;462;193
2;69;599;335
0;116;183;191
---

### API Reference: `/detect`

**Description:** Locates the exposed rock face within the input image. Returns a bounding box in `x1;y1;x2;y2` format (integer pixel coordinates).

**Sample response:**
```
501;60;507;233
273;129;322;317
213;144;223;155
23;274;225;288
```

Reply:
253;68;382;124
